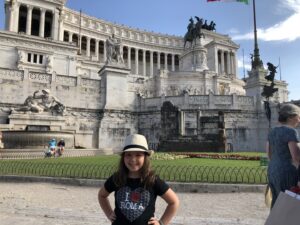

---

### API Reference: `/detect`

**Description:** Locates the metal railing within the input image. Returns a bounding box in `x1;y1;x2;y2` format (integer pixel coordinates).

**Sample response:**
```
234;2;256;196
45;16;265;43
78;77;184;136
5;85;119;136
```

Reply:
0;150;103;159
0;161;267;184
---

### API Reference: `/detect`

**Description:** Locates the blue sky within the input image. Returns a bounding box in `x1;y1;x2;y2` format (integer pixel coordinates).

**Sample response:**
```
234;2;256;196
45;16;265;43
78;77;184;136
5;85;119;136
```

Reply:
0;0;299;100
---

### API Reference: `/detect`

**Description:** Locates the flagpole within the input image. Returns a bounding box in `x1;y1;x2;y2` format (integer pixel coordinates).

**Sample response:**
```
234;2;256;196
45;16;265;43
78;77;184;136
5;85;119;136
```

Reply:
252;0;263;69
242;48;245;79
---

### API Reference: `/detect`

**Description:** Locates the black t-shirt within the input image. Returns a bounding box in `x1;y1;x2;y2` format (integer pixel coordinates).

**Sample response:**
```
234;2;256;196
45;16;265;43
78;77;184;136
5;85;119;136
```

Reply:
104;174;169;225
58;141;65;147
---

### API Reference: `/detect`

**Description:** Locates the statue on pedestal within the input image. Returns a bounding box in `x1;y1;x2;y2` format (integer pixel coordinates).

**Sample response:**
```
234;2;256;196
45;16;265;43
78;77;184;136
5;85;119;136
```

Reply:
184;16;204;49
105;34;124;64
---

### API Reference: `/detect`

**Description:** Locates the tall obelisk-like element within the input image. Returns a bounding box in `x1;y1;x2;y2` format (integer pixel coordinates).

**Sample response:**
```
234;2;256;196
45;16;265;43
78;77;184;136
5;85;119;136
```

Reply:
251;0;263;70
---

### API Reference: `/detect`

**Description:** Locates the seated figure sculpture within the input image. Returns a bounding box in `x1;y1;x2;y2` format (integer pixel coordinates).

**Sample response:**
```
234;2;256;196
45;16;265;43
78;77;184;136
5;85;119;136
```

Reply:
15;89;65;115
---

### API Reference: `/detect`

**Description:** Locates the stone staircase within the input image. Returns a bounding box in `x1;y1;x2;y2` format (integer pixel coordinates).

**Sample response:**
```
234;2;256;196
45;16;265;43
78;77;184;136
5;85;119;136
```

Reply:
0;148;114;159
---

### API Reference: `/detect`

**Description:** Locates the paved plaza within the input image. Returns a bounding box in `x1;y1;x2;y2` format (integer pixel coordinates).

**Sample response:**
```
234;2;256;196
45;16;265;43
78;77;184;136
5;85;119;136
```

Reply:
0;181;269;225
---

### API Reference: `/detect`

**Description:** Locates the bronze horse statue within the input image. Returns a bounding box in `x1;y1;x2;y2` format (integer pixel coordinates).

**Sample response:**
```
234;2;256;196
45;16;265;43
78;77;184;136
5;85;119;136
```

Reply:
184;16;205;49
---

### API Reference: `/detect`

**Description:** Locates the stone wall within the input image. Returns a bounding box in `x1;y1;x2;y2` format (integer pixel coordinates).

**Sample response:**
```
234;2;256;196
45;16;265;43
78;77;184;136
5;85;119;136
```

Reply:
137;94;260;152
0;68;102;109
0;67;102;148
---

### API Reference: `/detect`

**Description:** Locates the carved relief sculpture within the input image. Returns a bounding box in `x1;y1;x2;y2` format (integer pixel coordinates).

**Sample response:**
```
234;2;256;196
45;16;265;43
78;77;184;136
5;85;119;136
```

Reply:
46;55;53;73
17;50;25;70
14;89;65;115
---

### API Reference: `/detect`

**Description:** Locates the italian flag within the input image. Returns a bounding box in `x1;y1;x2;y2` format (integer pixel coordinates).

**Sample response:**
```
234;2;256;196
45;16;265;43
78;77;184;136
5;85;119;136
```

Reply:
207;0;249;4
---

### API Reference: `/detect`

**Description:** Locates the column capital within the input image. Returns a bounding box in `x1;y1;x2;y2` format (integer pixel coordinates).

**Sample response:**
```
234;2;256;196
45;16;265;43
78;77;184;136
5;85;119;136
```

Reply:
14;2;20;9
27;5;33;11
40;8;46;13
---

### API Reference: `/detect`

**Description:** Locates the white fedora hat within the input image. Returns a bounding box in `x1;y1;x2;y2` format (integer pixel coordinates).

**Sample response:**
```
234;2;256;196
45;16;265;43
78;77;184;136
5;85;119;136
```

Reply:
122;134;153;155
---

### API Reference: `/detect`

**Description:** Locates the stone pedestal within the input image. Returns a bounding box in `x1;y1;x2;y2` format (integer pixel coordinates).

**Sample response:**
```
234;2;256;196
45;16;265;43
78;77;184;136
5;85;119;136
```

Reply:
99;64;131;110
98;110;137;151
2;112;75;149
180;39;208;72
98;65;137;151
9;112;66;131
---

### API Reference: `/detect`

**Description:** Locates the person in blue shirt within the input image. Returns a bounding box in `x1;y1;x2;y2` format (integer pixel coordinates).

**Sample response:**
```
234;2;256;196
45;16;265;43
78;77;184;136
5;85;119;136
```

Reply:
48;138;57;156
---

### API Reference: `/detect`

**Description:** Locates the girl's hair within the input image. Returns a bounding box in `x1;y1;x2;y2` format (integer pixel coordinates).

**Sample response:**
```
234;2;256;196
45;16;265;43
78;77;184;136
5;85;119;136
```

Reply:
113;153;156;189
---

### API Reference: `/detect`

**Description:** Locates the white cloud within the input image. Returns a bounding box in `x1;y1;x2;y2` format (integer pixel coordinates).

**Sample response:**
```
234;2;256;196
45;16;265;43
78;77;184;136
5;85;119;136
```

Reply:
280;0;300;12
228;28;239;34
232;0;300;42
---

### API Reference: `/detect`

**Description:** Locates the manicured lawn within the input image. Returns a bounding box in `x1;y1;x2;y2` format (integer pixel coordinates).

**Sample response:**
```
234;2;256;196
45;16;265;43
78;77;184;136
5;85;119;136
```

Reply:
0;153;267;184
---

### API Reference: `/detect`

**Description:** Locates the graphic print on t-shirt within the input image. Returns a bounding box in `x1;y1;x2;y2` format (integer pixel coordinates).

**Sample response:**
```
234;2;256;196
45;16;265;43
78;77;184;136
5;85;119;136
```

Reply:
116;186;150;222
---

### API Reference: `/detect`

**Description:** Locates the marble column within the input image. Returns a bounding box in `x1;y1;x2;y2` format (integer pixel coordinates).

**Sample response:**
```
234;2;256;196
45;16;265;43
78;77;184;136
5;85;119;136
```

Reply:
226;51;231;75
26;6;33;35
52;9;59;40
150;51;153;77
164;53;168;70
135;48;139;74
143;50;146;76
171;54;175;71
86;37;90;57
68;32;73;42
157;52;161;70
127;47;131;69
103;40;106;63
58;11;64;41
14;3;20;32
95;40;99;61
8;2;16;32
221;50;225;74
39;9;46;37
215;48;219;74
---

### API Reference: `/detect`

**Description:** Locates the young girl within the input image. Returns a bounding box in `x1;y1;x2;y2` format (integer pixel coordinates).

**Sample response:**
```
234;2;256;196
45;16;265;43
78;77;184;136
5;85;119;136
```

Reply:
98;134;179;225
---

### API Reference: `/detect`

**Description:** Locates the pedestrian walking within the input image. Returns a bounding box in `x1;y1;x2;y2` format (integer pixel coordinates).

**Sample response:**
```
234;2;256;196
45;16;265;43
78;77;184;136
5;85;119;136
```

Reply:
266;103;300;208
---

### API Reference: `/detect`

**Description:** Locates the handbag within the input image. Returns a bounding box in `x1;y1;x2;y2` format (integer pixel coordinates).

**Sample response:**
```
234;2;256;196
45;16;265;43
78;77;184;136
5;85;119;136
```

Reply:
265;191;300;225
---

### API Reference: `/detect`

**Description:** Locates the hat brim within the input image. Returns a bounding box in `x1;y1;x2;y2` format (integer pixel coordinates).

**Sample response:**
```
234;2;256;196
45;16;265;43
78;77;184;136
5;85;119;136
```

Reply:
121;148;154;156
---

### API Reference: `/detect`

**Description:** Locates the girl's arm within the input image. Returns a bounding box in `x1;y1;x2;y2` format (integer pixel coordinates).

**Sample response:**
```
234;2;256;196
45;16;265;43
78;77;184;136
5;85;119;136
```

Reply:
98;187;116;222
150;188;179;225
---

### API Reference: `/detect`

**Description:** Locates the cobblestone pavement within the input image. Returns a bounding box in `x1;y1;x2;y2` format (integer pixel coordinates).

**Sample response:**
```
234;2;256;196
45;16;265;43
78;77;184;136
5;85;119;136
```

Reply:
0;182;269;225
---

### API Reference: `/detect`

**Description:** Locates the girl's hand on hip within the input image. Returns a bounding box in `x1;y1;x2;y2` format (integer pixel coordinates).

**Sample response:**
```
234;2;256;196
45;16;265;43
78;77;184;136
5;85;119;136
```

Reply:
148;217;160;225
108;211;116;222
